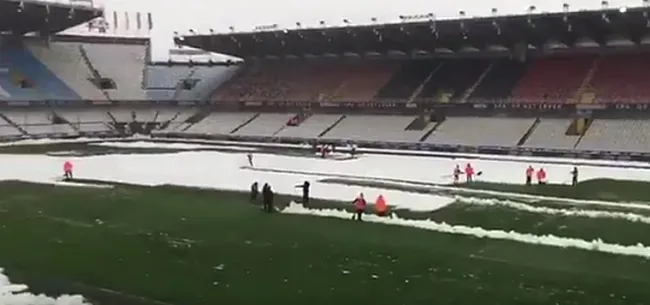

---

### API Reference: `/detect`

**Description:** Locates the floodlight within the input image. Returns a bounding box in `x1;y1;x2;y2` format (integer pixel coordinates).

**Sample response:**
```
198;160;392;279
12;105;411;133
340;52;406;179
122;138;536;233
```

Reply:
601;1;609;9
620;6;628;13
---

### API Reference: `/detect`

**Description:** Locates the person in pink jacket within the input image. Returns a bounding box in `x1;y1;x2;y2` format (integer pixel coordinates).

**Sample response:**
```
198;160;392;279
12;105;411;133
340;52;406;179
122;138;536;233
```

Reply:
465;163;475;182
63;161;73;180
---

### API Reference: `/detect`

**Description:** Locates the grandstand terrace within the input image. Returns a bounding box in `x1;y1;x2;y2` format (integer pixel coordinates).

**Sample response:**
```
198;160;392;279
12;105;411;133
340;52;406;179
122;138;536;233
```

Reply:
4;4;650;161
166;6;650;159
182;6;650;105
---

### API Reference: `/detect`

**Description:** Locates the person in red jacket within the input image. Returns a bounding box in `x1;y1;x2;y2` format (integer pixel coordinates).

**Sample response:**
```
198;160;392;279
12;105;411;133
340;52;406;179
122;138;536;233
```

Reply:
352;193;367;221
536;168;547;185
525;165;534;186
63;161;73;180
465;163;475;182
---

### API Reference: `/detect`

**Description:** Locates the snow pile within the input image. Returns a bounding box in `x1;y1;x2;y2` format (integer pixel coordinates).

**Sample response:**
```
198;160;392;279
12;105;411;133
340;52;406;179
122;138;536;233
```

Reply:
457;196;650;224
0;137;115;147
90;141;260;151
0;268;90;305
331;177;650;211
282;202;650;258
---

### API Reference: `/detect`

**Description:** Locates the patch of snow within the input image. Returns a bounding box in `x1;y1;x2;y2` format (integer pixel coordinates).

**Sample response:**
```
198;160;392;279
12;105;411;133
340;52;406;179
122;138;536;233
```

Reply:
90;141;260;151
324;176;650;211
0;268;90;304
457;196;650;224
281;202;650;259
51;181;115;189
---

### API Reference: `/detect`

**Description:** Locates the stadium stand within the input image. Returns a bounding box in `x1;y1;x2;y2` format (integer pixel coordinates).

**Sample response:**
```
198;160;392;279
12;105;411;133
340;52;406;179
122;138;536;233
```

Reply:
7;2;650;162
576;119;650;152
522;118;579;150
374;60;439;100
468;59;530;101
183;112;257;135
424;117;536;147
414;59;491;102
146;64;239;101
511;56;595;102
328;61;399;102
55;108;114;134
82;42;147;100
589;54;650;103
27;41;105;100
1;109;76;137
0;46;81;101
233;113;295;137
275;114;344;139
321;115;431;143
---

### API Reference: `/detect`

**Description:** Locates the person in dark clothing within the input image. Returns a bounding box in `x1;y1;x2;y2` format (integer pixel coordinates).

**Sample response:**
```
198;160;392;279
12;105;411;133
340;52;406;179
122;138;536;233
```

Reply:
262;183;270;211
320;145;327;158
250;182;259;203
295;181;310;205
571;167;579;186
247;153;254;167
262;183;274;213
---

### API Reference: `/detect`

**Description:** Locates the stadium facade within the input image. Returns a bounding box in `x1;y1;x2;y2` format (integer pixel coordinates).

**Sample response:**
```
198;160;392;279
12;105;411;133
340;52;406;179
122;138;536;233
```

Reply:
2;1;650;161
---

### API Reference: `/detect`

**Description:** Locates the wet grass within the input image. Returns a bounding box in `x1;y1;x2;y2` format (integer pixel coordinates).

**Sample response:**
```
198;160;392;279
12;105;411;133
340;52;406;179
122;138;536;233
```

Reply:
0;181;649;305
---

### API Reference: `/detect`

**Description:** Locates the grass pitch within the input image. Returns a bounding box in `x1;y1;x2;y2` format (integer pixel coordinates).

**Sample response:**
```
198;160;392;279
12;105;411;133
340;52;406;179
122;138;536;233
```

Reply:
0;181;649;305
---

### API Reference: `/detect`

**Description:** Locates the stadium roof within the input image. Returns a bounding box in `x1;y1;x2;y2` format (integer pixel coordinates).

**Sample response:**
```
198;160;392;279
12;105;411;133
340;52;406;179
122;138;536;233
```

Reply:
178;6;650;59
0;0;102;34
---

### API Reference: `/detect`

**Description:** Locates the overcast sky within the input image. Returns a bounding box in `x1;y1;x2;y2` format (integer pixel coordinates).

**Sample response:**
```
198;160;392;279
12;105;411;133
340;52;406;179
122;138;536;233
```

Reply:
86;0;649;60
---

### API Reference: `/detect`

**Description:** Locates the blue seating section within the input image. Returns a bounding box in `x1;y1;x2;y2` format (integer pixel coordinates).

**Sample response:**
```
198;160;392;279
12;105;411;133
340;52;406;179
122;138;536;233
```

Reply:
0;43;234;102
0;48;81;100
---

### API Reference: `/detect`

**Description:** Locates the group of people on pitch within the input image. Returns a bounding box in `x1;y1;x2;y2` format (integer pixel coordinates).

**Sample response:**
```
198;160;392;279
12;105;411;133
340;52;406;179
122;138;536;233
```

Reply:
525;165;579;186
250;182;275;212
250;179;387;221
351;193;387;221
453;163;478;184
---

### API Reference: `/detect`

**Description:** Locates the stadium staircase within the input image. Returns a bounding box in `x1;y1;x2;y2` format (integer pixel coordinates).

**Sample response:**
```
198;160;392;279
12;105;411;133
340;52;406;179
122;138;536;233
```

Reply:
142;41;151;89
459;62;494;103
418;114;446;142
230;113;260;134
0;113;28;136
405;114;430;130
572;56;602;103
573;119;593;148
566;117;592;135
171;108;210;131
78;45;112;100
0;84;8;99
517;117;541;146
51;111;80;133
318;115;346;137
407;62;444;103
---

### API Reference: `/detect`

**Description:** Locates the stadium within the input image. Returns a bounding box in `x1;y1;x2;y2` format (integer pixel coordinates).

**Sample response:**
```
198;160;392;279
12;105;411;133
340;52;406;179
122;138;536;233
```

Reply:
2;0;650;304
